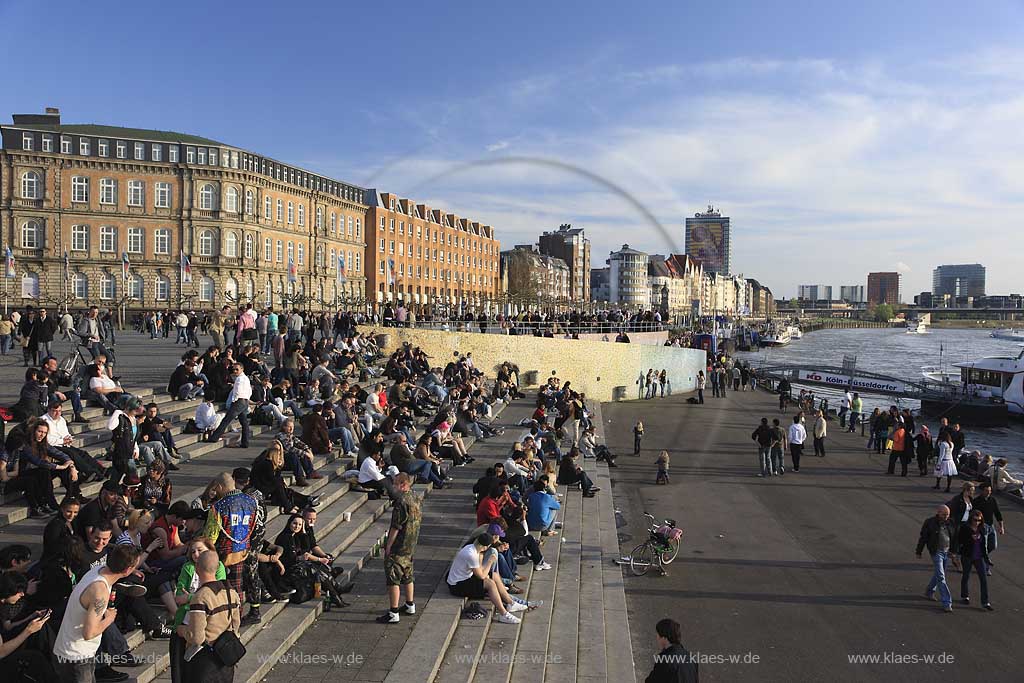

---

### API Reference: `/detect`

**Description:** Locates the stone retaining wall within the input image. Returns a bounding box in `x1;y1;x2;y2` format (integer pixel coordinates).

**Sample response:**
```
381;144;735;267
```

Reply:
366;325;706;402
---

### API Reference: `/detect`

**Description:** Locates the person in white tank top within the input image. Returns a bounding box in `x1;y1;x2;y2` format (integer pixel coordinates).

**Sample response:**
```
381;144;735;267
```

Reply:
53;545;141;682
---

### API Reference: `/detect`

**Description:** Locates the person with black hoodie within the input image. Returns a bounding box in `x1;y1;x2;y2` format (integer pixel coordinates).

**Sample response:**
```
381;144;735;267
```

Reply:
644;618;698;683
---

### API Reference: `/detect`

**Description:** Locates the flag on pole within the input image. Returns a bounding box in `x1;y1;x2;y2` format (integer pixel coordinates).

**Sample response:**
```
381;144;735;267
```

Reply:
337;254;347;285
4;246;15;278
180;250;193;283
122;252;130;281
287;256;297;283
387;258;395;285
64;251;70;280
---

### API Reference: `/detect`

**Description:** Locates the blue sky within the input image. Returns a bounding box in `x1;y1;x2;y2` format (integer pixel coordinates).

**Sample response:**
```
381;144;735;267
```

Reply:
4;0;1024;299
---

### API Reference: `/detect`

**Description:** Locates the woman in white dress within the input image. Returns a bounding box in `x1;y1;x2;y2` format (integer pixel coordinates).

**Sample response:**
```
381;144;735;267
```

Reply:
933;431;958;493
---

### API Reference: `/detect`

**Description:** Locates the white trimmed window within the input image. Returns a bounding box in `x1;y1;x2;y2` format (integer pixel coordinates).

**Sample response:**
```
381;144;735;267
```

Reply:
348;216;353;237
297;204;305;226
71;224;89;251
316;207;323;229
197;148;207;164
246;277;254;300
152;144;162;162
225;187;239;213
22;132;33;150
355;218;361;239
127;227;143;254
225;276;238;300
100;225;117;252
155;182;170;208
354;253;360;272
225;231;238;257
100;273;116;300
245;190;254;215
127;273;143;300
116;141;127;159
297;243;304;265
186;147;195;164
168;146;178;163
264;238;271;262
21;220;41;249
276;240;283;262
61;136;71;154
127;180;144;207
134;142;144;160
21;272;39;298
100;178;117;205
199;276;214;302
79;138;90;155
98;140;108;157
154;229;170;255
198;230;214;256
379;238;385;252
379;216;385;230
264;196;272;219
72;272;87;299
331;213;336;233
42;135;52;152
155;276;170;301
276;199;283;222
72;176;89;203
208;149;218;166
287;202;294;225
244;234;254;259
199;184;216;210
287;242;294;263
21;171;41;199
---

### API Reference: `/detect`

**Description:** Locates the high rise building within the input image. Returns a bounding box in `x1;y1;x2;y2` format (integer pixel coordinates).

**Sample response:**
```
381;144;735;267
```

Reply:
867;272;901;306
840;285;865;303
798;284;833;301
608;244;649;307
684;205;731;275
538;223;590;302
932;263;985;298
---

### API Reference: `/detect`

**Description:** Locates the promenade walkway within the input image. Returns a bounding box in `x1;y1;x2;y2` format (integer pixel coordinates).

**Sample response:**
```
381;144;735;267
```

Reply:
603;387;1024;682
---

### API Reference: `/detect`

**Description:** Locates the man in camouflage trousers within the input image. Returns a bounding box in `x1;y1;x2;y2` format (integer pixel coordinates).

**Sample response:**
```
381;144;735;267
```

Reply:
377;473;421;623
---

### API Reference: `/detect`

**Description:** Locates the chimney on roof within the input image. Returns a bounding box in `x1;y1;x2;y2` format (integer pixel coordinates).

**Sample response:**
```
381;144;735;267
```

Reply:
45;107;60;115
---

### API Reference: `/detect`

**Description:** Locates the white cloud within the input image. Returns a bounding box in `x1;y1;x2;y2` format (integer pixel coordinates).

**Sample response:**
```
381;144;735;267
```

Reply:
485;141;509;153
894;262;913;274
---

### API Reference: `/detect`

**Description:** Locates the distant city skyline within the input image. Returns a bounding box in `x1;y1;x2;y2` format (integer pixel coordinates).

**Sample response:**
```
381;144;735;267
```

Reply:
3;1;1023;296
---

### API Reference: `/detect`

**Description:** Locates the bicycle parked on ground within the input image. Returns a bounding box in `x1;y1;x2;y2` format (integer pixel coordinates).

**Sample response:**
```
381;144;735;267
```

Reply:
629;513;683;576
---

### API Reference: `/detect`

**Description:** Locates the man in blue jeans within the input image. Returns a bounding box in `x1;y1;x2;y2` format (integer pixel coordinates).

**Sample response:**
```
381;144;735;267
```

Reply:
208;363;252;448
916;505;954;612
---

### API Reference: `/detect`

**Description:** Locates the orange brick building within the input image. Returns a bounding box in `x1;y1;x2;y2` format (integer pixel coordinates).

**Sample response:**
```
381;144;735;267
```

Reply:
364;190;500;313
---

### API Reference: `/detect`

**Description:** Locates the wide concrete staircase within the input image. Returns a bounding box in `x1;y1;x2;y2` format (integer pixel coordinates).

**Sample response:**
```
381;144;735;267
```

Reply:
382;402;637;683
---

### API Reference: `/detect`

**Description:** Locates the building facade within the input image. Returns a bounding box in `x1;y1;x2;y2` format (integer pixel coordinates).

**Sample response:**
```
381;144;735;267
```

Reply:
867;272;901;306
500;245;569;303
364;190;499;312
932;263;986;298
798;284;833;301
648;254;703;321
608;244;649;307
537;223;590;302
839;285;865;303
590;267;610;303
684;205;731;275
1;109;365;311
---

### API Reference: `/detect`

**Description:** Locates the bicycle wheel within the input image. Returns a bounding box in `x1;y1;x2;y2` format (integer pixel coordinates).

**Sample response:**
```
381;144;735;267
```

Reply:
630;542;653;576
660;538;680;564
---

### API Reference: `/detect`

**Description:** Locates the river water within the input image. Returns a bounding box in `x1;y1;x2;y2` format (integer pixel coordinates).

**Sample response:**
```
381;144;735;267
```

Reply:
735;327;1024;464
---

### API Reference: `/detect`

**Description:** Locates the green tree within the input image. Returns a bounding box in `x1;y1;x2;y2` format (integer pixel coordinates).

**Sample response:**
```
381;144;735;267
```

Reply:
873;303;894;322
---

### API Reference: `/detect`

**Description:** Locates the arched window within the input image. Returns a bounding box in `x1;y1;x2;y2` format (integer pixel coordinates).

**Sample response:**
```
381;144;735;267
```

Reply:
21;171;41;199
316;207;323;229
265;277;273;307
246;277;255;300
245;190;254;215
198;184;216;210
21;272;39;298
155;275;170;301
100;273;116;300
225;187;239;213
72;272;88;299
225;276;239;301
298;204;305;226
127;273;143;300
225;231;238;257
199;276;215;301
264;195;272;219
198;230;215;256
244;234;254;260
316;245;324;268
21;220;41;249
287;202;294;224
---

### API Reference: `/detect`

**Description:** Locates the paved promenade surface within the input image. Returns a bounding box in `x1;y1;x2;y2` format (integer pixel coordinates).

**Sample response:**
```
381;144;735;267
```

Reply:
603;388;1024;683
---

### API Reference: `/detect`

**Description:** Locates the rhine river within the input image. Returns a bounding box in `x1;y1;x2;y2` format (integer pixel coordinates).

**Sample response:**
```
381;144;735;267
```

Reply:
735;327;1024;464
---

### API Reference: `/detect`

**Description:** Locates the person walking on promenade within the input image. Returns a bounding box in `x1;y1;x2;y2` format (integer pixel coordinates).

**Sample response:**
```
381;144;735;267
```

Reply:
849;393;862;432
914;425;934;476
377;473;421;624
947;482;975;573
933;430;958;492
658;370;667;397
717;365;728;398
838;391;850;429
710;365;719;399
951;423;966;464
770;418;786;476
958;510;993;610
777;378;790;412
752;418;773;477
696;371;706;404
787;415;805;472
973;483;1003;576
633;420;644;456
916;505;954;612
812;410;827;458
886;419;909;476
731;365;741;392
644;618;699;683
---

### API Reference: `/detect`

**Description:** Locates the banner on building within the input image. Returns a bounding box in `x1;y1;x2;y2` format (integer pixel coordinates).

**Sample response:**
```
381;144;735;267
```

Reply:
287;256;297;283
180;251;193;283
337;254;347;285
122;252;130;281
4;246;15;278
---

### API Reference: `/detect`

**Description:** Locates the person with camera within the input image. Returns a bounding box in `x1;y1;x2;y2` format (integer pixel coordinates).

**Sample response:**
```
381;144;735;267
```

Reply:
179;550;242;683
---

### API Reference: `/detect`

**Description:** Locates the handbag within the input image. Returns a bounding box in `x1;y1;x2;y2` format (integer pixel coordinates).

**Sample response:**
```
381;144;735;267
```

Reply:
211;582;247;666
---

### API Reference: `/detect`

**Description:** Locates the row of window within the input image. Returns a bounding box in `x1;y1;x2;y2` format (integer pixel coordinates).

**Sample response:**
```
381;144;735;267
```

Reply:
376;260;492;286
20;130;364;203
378;215;495;255
376;239;496;271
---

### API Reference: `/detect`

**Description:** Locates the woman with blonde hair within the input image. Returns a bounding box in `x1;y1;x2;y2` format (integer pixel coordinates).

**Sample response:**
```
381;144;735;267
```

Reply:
250;441;313;512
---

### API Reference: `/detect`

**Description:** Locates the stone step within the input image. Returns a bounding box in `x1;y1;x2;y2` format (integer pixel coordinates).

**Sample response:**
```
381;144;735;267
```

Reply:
541;478;584;683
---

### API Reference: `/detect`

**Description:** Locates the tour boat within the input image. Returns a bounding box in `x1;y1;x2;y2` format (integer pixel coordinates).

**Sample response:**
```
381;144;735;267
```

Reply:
921;365;957;385
991;328;1024;342
759;325;792;347
788;325;803;340
928;346;1024;419
906;320;929;334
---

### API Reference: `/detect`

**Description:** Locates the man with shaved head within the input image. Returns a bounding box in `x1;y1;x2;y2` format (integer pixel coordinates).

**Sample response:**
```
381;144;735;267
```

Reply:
181;550;241;681
916;505;954;612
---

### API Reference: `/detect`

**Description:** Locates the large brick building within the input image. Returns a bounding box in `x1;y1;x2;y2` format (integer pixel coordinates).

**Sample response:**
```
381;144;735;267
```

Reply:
0;108;366;311
364;190;500;312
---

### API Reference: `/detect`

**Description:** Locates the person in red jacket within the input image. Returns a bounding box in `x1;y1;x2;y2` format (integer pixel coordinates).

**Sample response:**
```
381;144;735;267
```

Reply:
475;482;511;526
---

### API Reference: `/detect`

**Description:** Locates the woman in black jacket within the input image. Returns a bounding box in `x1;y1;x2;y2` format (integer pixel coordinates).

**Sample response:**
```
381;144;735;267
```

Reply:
250;443;312;513
958;510;992;609
10;368;48;421
946;482;976;571
914;425;934;477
